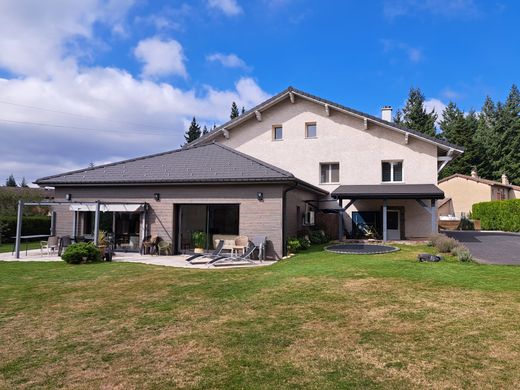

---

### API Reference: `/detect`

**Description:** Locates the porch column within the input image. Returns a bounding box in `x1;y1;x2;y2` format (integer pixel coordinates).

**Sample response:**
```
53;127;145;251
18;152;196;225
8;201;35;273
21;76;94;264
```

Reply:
382;199;388;242
50;211;56;236
431;199;437;234
93;201;100;246
72;211;77;238
338;199;343;241
14;200;24;259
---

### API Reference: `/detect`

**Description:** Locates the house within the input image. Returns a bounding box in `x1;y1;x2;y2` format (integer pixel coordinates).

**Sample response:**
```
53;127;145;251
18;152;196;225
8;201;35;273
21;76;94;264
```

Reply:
32;86;463;258
438;169;520;218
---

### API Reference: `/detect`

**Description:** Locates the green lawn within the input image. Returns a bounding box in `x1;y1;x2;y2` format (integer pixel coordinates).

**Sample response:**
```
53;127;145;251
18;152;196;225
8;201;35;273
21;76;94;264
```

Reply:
1;244;520;389
0;241;41;253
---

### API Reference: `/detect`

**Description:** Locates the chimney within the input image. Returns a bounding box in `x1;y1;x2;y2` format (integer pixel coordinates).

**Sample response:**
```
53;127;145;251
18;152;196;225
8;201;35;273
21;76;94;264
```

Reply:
502;173;509;185
381;106;393;122
471;167;478;178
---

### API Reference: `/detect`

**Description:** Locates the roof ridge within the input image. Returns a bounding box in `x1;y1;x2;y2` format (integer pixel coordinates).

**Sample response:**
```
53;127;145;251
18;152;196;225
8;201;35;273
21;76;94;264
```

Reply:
439;173;520;190
212;142;294;178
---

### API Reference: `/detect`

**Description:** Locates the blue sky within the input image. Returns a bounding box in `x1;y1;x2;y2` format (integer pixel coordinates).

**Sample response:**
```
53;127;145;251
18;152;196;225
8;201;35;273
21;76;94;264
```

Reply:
0;0;518;184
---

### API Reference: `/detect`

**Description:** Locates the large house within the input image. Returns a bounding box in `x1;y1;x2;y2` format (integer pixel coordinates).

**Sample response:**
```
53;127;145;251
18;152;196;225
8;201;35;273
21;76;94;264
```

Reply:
34;87;463;258
438;169;520;218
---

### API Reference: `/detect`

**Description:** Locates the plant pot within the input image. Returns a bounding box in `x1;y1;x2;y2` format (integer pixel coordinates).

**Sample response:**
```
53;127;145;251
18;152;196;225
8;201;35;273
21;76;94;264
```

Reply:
194;247;204;254
473;220;481;230
98;245;106;256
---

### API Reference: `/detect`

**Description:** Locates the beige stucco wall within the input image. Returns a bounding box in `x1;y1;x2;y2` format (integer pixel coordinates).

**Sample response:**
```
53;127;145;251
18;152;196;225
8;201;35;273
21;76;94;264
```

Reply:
438;177;491;217
215;98;439;191
53;184;288;259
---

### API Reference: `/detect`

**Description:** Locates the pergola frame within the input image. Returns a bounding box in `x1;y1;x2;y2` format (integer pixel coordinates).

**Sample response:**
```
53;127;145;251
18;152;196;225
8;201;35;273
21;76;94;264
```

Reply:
14;200;147;259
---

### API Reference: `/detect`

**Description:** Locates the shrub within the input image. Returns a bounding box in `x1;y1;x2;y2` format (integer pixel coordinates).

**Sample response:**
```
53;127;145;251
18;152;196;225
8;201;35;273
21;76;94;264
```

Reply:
298;236;311;250
0;216;51;243
451;245;474;262
309;229;329;244
61;242;102;264
287;238;301;253
429;234;459;253
472;199;520;232
459;217;475;231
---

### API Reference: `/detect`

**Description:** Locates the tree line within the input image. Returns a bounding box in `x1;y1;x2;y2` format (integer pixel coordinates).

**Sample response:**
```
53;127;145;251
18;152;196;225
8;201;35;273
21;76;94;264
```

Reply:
394;85;520;185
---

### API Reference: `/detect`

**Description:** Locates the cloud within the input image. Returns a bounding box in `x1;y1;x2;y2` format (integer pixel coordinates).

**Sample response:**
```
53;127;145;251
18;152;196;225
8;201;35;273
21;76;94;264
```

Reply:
424;98;447;124
383;0;478;19
134;37;187;78
207;0;243;16
381;39;423;63
206;53;250;70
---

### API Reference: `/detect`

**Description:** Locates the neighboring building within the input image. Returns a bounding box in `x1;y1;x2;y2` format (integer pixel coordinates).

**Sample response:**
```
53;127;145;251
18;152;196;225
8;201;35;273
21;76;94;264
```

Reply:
438;169;520;218
35;86;463;257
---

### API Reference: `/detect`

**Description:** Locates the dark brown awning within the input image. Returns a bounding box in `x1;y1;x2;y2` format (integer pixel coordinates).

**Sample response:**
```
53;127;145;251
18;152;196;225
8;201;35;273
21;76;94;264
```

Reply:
331;184;444;200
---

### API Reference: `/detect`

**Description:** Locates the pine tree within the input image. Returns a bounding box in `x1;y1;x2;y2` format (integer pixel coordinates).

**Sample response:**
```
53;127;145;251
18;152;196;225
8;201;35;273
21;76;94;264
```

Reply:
474;96;499;179
241;106;245;115
438;103;478;178
184;117;201;145
202;125;209;135
230;102;240;119
5;174;17;187
496;85;520;184
396;87;437;137
20;177;29;187
88;162;95;168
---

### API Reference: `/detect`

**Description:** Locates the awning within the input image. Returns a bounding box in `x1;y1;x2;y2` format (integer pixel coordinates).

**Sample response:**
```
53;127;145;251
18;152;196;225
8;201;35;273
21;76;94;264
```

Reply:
331;184;444;199
69;203;144;212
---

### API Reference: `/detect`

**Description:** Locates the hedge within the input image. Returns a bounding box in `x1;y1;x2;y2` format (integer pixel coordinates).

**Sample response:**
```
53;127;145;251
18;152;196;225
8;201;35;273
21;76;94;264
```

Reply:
472;199;520;232
0;216;51;243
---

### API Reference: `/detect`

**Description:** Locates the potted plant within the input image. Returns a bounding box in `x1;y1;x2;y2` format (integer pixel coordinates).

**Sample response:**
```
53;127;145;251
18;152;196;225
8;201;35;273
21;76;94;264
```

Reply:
97;231;108;258
192;231;207;254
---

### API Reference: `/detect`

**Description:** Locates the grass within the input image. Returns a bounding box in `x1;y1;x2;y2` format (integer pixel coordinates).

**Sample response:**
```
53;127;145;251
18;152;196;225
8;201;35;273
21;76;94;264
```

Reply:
0;240;40;253
1;244;520;389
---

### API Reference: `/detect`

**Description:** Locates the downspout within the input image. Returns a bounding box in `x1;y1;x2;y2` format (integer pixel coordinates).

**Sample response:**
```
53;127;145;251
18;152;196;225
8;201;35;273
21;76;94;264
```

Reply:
282;181;298;257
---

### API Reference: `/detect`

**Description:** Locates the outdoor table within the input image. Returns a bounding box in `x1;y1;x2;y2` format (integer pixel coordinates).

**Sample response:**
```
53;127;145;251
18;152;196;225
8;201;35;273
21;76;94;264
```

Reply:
11;234;50;255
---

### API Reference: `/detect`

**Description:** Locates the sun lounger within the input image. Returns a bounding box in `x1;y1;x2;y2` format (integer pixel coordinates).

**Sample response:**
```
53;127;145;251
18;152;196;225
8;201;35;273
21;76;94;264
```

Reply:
208;243;257;266
186;240;224;264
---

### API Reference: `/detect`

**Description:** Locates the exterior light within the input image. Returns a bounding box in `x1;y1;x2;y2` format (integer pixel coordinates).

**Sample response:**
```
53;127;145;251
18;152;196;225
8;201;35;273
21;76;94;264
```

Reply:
154;193;160;201
257;192;264;201
65;193;72;201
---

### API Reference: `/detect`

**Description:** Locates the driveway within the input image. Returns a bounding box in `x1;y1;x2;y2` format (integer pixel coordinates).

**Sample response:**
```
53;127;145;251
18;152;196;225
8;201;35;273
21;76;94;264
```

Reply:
445;231;520;265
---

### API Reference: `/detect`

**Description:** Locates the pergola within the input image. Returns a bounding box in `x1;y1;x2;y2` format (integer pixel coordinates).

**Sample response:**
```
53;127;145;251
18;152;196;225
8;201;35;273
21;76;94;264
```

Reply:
331;184;445;241
14;200;147;259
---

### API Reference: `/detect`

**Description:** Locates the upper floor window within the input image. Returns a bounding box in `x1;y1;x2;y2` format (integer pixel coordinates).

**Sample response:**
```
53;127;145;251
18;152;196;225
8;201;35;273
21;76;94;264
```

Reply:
272;125;283;140
306;122;317;138
320;163;339;184
382;161;403;182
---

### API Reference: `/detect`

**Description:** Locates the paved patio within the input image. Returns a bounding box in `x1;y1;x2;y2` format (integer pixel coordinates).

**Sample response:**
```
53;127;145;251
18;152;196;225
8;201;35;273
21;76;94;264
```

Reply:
0;249;273;269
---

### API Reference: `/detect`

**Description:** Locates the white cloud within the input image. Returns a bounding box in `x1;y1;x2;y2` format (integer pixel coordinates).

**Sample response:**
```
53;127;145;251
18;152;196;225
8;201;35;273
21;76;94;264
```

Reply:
424;98;447;124
381;39;423;63
207;0;243;16
134;37;187;78
206;53;250;70
383;0;478;19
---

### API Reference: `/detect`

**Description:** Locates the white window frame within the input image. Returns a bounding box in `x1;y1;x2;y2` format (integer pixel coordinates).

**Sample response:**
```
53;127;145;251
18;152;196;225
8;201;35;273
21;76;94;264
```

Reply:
382;160;404;183
272;125;283;141
305;122;317;139
320;162;340;184
302;204;315;226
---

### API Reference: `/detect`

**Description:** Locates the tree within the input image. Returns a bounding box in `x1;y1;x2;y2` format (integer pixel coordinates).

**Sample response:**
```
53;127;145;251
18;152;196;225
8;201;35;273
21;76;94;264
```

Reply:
184;117;201;145
241;106;245;115
230;102;240;119
495;85;520;184
5;174;17;187
394;87;437;137
88;162;95;168
20;177;29;187
202;125;209;135
438;103;478;178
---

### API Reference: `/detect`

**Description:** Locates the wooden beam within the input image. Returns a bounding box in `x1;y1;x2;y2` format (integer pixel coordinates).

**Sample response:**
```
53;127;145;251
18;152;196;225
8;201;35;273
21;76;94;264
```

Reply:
289;91;295;103
363;117;368;130
222;128;230;139
404;133;409;144
255;110;262;121
324;104;330;116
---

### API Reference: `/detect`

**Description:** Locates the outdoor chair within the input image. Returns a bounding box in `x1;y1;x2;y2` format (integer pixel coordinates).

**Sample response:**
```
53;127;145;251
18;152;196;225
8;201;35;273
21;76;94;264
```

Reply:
187;240;226;264
141;235;157;255
41;236;59;256
156;239;172;255
251;235;267;261
58;235;72;256
232;235;249;255
208;243;257;266
358;223;380;240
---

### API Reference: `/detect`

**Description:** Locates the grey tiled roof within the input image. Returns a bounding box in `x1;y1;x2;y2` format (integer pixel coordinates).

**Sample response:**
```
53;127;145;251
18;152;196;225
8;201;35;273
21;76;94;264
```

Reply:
188;86;464;152
332;184;444;199
35;143;301;186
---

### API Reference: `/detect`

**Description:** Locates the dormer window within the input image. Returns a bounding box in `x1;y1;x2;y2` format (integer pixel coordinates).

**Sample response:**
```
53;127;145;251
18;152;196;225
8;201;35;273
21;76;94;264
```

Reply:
382;161;403;182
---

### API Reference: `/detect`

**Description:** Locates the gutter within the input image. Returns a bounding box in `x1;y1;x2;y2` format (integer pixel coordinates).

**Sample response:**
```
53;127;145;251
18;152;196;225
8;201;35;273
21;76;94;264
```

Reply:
282;181;299;257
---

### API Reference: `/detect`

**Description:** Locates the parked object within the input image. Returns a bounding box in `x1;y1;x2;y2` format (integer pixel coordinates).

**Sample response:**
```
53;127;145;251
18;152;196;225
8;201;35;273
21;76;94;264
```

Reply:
418;253;442;262
186;240;224;263
41;236;59;256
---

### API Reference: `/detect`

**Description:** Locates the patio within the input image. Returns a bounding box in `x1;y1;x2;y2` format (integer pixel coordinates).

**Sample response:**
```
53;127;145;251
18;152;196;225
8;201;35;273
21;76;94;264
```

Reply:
0;249;274;269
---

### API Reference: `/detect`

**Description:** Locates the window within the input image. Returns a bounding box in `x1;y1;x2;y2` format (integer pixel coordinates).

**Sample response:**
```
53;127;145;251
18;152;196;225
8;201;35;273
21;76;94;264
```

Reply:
303;204;315;226
382;161;403;182
306;122;317;138
273;125;283;140
320;163;340;183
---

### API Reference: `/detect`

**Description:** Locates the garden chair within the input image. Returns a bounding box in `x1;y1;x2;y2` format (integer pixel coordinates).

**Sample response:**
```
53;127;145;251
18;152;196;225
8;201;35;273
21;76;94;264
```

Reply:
58;235;72;256
251;235;267;261
186;240;224;263
41;236;59;256
156;239;172;255
232;235;249;255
